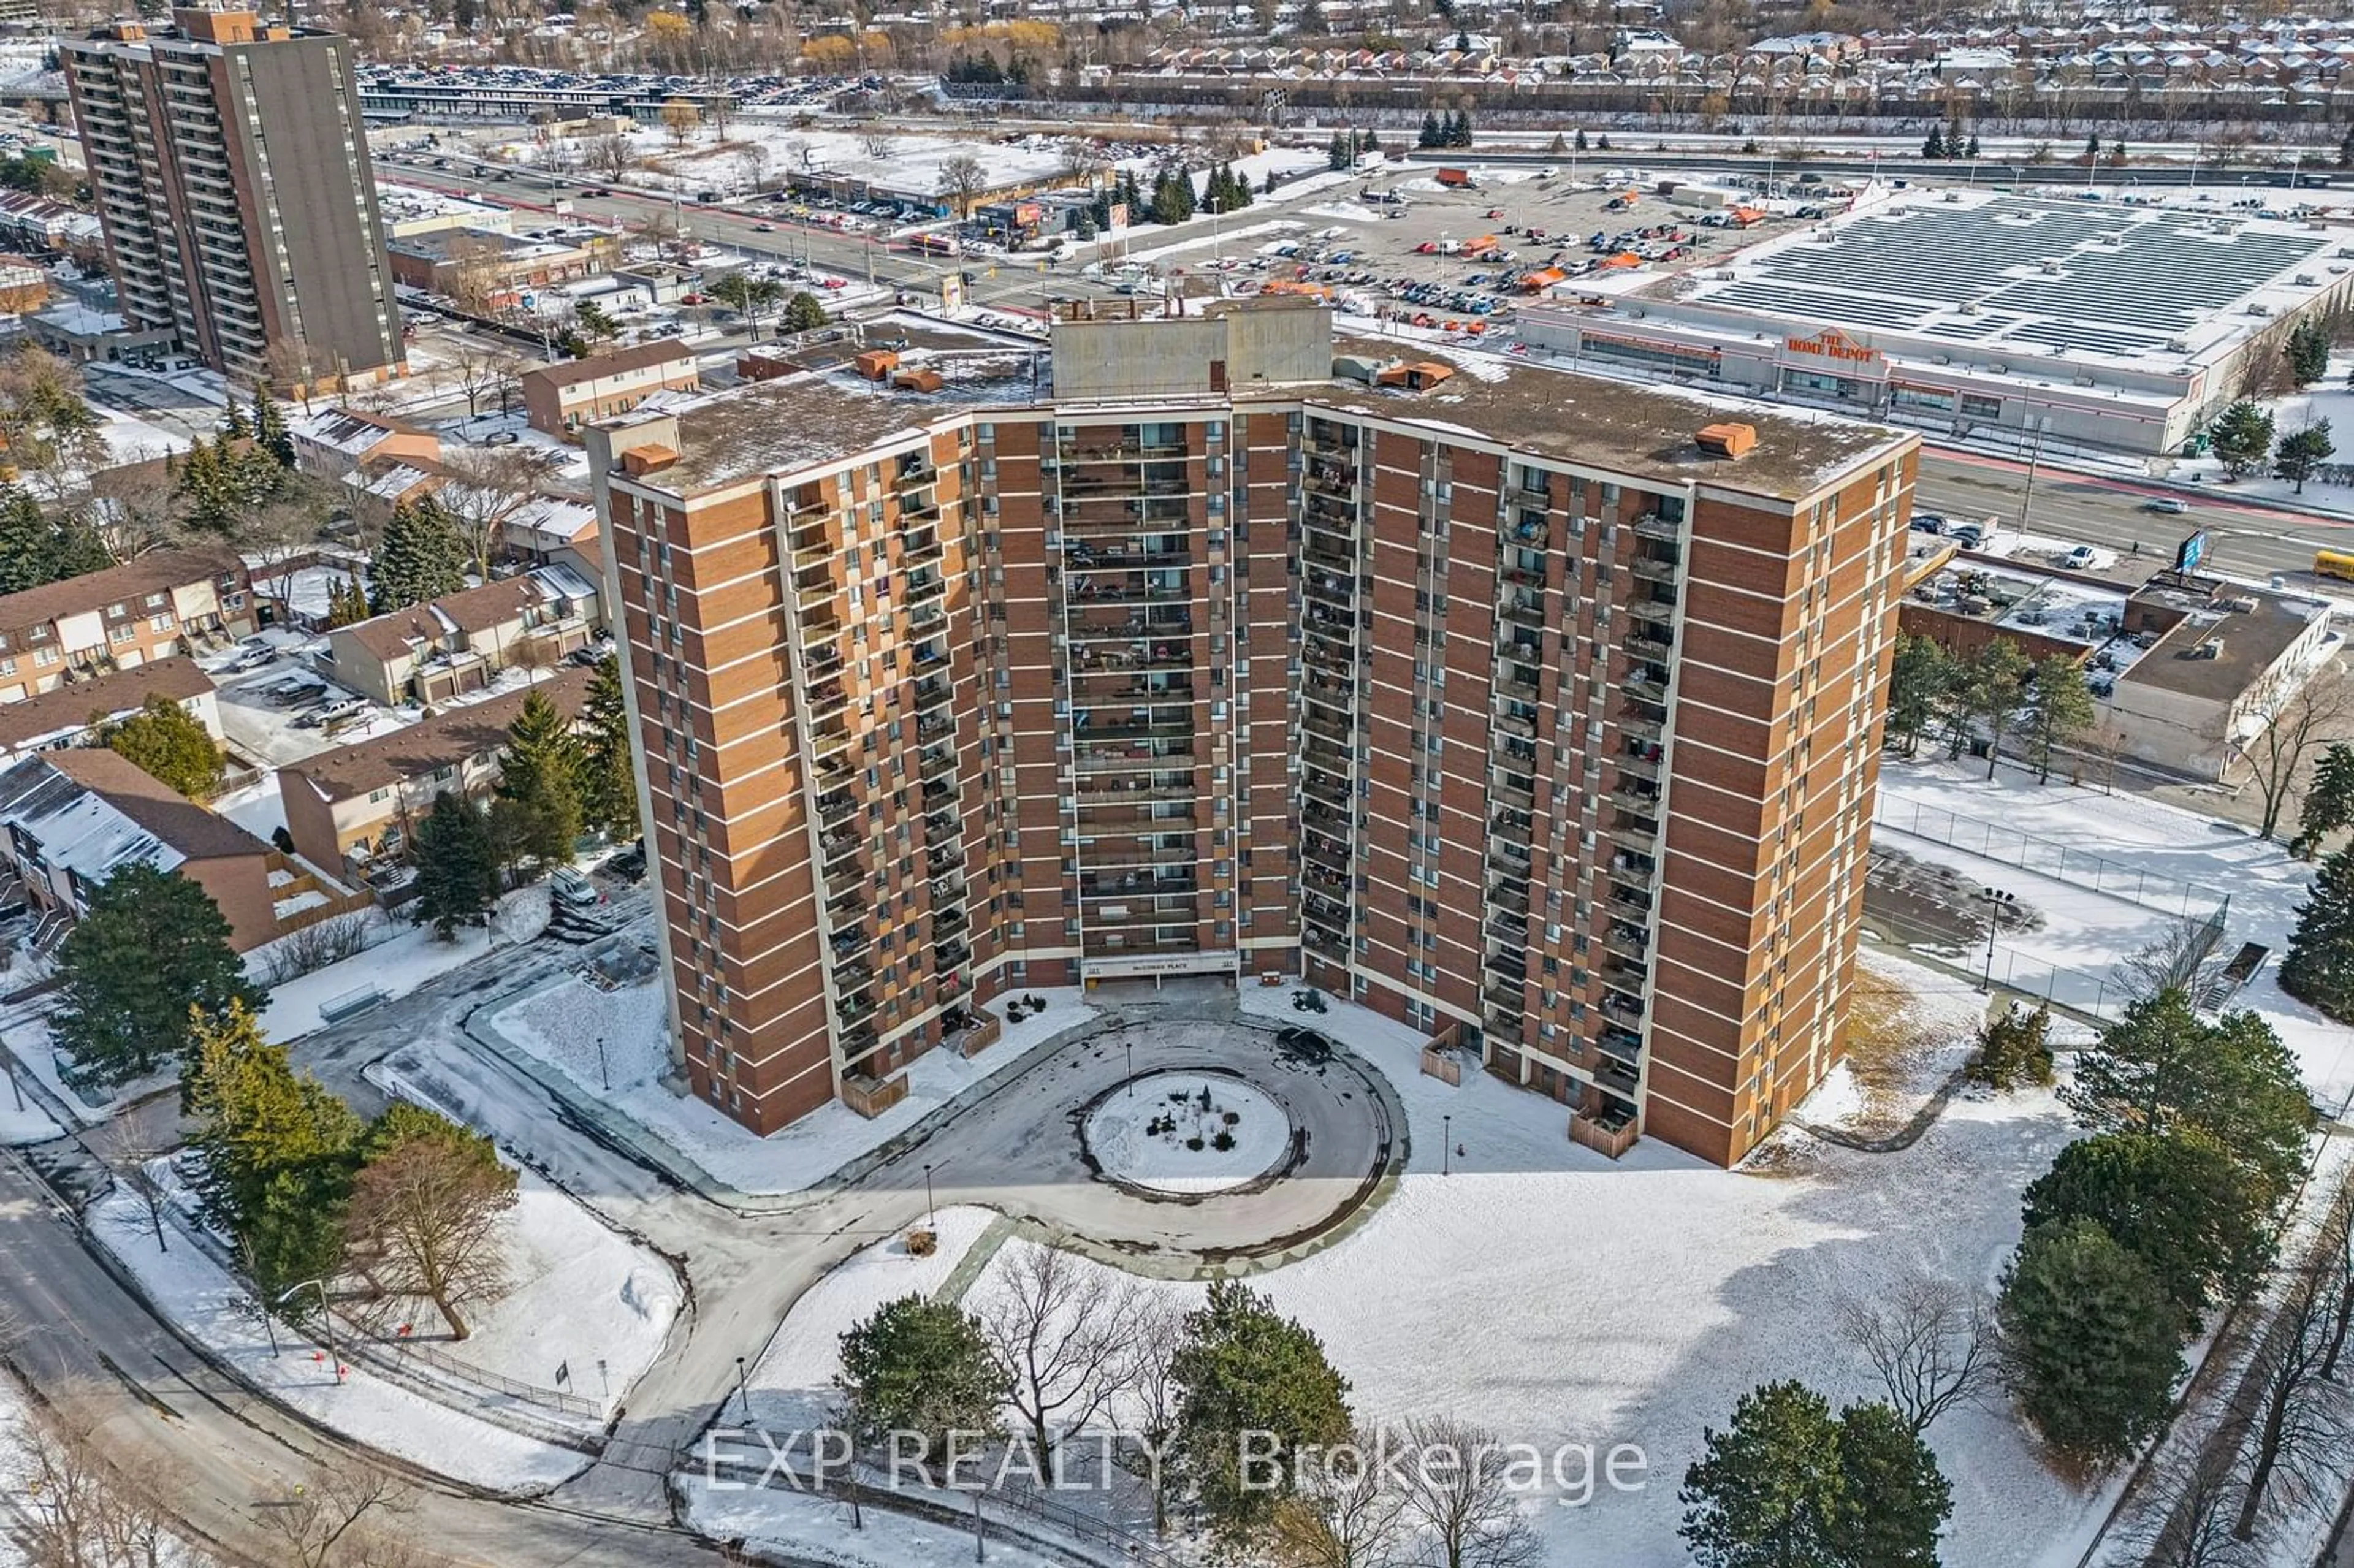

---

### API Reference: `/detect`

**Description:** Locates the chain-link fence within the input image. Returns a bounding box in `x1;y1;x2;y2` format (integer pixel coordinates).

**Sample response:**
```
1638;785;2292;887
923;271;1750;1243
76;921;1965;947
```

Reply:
1874;798;2231;924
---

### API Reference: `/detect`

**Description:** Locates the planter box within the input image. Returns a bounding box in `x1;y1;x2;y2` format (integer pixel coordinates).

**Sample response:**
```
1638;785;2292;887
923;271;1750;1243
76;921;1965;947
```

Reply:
842;1071;908;1119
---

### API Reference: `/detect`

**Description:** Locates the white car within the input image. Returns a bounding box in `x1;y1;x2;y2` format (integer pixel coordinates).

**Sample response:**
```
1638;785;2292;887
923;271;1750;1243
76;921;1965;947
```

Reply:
2144;497;2190;515
2063;546;2097;569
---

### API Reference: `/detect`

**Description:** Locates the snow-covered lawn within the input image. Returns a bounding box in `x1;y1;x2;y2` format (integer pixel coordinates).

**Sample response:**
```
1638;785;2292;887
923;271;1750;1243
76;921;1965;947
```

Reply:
739;1205;998;1434
253;885;551;1041
211;768;288;843
0;1100;60;1145
684;1476;1073;1568
2163;358;2354;517
85;1189;588;1493
481;980;1096;1196
1793;945;1990;1142
1083;1073;1289;1193
338;1164;680;1421
0;1017;162;1126
1875;758;2354;1106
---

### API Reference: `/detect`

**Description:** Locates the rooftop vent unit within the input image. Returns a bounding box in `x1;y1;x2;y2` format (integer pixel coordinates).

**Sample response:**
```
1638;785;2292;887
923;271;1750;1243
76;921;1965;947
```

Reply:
2196;637;2225;660
2041;259;2062;273
2247;303;2274;317
1694;422;1756;459
2295;272;2317;286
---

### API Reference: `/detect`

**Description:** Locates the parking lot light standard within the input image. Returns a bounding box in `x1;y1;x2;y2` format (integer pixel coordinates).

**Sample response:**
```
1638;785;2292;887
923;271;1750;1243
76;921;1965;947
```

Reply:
1980;886;2018;992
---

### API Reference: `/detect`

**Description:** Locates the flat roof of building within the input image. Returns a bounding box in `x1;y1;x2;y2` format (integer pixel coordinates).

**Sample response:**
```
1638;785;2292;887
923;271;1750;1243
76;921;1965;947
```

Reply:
1910;557;2131;649
619;332;1906;503
2120;588;2326;704
1648;190;2347;372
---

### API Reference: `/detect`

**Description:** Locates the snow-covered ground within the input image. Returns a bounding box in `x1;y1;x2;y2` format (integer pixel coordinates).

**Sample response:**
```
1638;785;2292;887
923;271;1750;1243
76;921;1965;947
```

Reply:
1083;1073;1289;1193
211;767;289;843
2163;358;2354;515
482;980;1095;1195
365;1167;682;1420
0;1017;162;1126
253;883;551;1041
739;1205;997;1433
0;1098;59;1145
684;1476;1072;1568
85;1189;588;1493
1875;758;2354;1106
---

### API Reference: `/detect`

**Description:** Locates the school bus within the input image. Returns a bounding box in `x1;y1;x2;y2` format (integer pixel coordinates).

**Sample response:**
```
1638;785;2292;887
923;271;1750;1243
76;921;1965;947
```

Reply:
2315;548;2354;584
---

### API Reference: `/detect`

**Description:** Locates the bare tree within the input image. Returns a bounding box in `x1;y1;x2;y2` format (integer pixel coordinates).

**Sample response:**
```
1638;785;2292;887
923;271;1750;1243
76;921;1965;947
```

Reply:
265;336;323;413
82;454;188;558
976;1239;1143;1461
445;341;527;419
7;1380;208;1568
94;1117;173;1254
590;132;635;182
2120;915;2231;1004
937;152;988;220
1272;1427;1411;1568
251;1463;417;1568
1116;1296;1187;1536
2233;1222;2353;1540
2127;1439;2257;1568
341;1107;518;1341
2238;671;2353;840
2317;1176;2354;1381
1832;1278;1996;1435
235;473;337;614
434;443;566;582
733;139;771;196
861;126;894;159
1398;1415;1543;1568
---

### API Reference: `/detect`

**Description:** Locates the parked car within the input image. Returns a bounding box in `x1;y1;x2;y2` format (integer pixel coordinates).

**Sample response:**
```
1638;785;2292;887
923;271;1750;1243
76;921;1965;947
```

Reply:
2063;545;2098;569
550;868;601;910
1910;513;1946;535
2144;497;2191;514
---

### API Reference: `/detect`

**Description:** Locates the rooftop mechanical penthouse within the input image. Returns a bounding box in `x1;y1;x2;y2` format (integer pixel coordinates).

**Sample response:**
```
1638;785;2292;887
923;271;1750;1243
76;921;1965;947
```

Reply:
584;303;1919;1168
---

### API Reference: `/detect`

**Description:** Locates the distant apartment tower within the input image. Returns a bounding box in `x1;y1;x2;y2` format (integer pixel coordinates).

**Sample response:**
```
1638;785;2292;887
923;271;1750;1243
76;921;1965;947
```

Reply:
62;8;403;388
585;304;1919;1168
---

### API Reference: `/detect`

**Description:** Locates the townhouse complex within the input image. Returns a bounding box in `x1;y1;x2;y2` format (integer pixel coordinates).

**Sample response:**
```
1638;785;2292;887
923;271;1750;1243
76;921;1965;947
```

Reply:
587;303;1917;1166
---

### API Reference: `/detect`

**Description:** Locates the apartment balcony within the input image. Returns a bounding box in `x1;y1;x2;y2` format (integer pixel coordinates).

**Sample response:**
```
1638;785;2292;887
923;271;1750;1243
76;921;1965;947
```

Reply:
838;991;878;1026
817;791;857;831
1625;630;1674;663
1301;742;1352;780
1089;904;1197;933
1619;715;1664;744
1302;894;1352;934
1626;593;1675;625
1084;837;1196;871
808;718;853;760
805;676;848;717
1613;820;1659;856
1303;926;1349;962
1484;980;1523;1014
1492;710;1536;742
1610;785;1662;816
1494;671;1539;704
1299;771;1352;812
1303;541;1354;576
904;570;946;604
1606;883;1653;920
801;612;844;650
918;743;958;782
1594;1057;1642;1099
1064;542;1190;571
1068;609;1194;642
904;528;943;566
1081;870;1198;901
829;920;873;961
1077;713;1193;743
1068;576;1187;607
934;904;971;938
1487;877;1530;919
1301;639;1354;676
1076;777;1197;803
1300;835;1350;878
1630;554;1680;585
1302;463;1358;503
1302;572;1356;611
1301;674;1355;710
1615;755;1662;791
1498;593;1544;630
1632;513;1681;543
1625;671;1670;706
906;601;949;636
825;860;870;904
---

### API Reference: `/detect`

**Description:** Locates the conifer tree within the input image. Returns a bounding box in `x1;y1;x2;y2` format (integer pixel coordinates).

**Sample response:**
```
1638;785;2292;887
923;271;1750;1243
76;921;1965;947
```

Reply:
51;862;257;1091
252;387;295;469
369;498;468;612
2283;847;2354;1022
2296;742;2354;857
497;688;585;868
580;652;638;841
412;790;500;938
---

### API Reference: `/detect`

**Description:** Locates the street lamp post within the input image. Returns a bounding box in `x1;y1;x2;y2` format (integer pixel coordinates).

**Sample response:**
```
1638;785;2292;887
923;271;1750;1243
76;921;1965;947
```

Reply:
1980;886;2017;992
734;1354;751;1418
923;1162;937;1228
1124;1039;1134;1095
595;1035;610;1092
275;1279;342;1384
1442;1114;1452;1176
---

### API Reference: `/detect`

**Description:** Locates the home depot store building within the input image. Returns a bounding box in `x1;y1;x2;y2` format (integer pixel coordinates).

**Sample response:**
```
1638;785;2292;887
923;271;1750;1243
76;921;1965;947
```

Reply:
1520;305;2201;456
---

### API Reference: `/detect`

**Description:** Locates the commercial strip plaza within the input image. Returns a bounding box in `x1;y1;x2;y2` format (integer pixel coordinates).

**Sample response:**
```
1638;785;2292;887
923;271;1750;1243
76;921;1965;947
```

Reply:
1523;189;2354;455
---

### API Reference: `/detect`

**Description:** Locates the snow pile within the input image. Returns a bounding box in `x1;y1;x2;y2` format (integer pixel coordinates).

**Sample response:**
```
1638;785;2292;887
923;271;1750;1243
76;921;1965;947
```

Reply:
0;1100;60;1146
1083;1073;1289;1193
1;1018;159;1125
740;1206;997;1433
484;981;1097;1196
85;1190;588;1492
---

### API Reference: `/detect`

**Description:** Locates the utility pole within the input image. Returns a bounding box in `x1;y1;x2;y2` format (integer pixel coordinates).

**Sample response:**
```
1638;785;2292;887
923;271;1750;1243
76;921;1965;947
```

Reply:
2017;415;2050;533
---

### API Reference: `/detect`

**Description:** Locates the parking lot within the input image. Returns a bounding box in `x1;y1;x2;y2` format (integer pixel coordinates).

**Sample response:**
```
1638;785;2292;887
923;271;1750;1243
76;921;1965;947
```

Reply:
1089;165;1821;335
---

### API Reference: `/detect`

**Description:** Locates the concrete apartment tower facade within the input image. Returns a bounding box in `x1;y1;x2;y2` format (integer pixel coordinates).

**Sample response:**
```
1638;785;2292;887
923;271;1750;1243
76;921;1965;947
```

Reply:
585;304;1918;1167
63;8;404;389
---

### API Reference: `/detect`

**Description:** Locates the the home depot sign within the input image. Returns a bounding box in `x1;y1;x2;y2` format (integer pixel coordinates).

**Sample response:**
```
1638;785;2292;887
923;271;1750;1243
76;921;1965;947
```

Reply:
1783;329;1880;366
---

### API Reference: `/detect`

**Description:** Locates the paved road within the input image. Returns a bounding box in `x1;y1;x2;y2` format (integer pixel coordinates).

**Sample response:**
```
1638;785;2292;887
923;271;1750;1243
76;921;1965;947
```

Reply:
1916;448;2350;583
0;1154;728;1567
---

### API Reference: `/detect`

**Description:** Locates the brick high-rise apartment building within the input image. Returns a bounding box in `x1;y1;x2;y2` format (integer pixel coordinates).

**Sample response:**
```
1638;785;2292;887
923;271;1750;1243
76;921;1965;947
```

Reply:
63;8;403;389
585;303;1918;1166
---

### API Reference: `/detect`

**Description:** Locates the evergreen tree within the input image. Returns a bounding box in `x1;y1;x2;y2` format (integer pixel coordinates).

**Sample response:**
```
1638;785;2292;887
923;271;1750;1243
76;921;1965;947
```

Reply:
781;291;828;333
101;692;226;798
369;497;468;612
1327;130;1350;170
1419;110;1441;148
2208;398;2276;479
1948;635;2030;775
2062;989;2314;1205
2022;1129;2275;1324
1678;1380;1843;1567
2021;653;2096;784
581;653;639;841
1886;633;1952;757
1362;128;1382;156
0;484;86;594
1574;127;1589;151
2341;125;2354;170
1967;133;1982;158
411;790;500;939
182;1000;362;1301
251;387;294;469
1998;1218;2185;1466
835;1294;1005;1459
176;436;243;534
51;862;258;1092
1826;1401;1951;1568
2288;320;2332;386
1922;126;1945;159
1970;1002;2055;1090
2282;847;2354;1022
2274;420;2335;493
497;688;585;868
1171;1279;1353;1543
2295;742;2354;856
219;400;250;442
2085;131;2101;160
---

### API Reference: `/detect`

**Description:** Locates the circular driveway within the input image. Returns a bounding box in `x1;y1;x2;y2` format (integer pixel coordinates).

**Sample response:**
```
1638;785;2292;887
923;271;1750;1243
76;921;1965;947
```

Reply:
883;1015;1405;1274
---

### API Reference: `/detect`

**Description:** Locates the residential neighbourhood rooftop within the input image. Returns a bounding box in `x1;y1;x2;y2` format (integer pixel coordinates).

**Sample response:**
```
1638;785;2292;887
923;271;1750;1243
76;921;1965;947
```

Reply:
0;544;245;635
0;655;213;753
280;666;593;804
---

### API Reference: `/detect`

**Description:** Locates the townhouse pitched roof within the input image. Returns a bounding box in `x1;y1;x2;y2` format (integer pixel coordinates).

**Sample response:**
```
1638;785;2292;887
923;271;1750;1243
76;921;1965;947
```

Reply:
282;666;595;805
521;341;698;393
0;655;213;753
0;545;246;638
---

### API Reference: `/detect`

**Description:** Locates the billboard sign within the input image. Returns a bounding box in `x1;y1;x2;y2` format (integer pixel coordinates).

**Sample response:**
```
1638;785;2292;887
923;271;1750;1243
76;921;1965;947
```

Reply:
2174;530;2209;574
